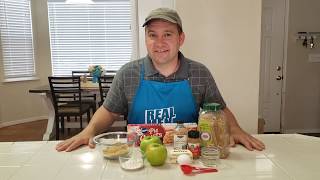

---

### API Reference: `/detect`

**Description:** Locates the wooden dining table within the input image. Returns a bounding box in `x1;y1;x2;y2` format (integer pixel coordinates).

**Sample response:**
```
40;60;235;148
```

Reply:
0;134;319;180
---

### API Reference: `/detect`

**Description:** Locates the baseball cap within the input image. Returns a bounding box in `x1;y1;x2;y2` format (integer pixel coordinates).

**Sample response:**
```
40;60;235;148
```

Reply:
142;8;183;32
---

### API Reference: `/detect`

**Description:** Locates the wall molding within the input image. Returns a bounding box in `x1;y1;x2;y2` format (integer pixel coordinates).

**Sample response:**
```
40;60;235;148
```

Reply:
0;116;47;128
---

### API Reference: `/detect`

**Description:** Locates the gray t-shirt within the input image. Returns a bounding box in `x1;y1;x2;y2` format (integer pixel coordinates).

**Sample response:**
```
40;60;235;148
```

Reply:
103;52;226;116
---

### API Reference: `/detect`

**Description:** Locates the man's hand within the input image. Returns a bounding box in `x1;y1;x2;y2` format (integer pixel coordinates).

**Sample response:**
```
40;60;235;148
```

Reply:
223;107;265;151
229;127;265;151
56;131;95;152
55;106;118;152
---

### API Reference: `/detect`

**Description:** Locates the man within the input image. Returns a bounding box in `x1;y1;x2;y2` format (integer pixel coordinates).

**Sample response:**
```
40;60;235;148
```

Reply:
56;8;265;152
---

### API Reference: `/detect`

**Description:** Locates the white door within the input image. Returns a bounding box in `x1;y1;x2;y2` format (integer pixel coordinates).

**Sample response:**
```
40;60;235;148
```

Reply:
259;0;286;132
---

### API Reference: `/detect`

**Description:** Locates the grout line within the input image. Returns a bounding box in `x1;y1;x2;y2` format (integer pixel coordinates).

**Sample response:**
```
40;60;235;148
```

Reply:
261;136;294;180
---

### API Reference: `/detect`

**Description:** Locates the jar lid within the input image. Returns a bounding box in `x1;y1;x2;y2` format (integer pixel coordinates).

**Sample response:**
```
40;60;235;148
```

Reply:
188;130;200;138
203;103;221;111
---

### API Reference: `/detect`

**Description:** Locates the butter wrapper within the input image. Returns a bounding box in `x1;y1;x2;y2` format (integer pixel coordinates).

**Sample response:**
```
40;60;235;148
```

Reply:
167;149;193;164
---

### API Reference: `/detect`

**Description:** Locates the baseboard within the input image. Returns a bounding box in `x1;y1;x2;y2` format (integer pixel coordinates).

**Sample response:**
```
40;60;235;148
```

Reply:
0;116;48;128
283;128;320;134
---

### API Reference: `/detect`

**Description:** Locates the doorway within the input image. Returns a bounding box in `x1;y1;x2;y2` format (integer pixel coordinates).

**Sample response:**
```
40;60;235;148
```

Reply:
259;0;288;132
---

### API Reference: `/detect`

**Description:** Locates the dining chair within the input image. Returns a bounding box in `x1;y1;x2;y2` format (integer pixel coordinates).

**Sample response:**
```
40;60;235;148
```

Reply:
97;75;114;106
48;76;92;140
71;70;97;114
97;75;126;132
71;70;91;80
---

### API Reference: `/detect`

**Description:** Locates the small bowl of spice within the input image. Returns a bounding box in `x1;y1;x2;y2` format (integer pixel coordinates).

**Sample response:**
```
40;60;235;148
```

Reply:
93;132;137;160
119;149;145;171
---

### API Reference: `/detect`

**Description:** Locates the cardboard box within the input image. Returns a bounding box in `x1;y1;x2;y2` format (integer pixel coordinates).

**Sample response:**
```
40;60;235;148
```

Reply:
127;123;197;146
127;124;165;146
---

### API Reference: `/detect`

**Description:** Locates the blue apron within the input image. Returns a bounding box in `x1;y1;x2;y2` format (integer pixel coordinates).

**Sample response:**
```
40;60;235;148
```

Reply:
128;63;198;124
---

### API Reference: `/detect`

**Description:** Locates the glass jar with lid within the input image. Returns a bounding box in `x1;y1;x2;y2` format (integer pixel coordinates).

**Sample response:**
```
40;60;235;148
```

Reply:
173;121;188;150
187;130;201;159
198;103;230;159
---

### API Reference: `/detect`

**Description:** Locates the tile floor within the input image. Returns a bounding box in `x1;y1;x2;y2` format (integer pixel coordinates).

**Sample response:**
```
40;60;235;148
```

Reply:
0;120;82;141
0;119;126;142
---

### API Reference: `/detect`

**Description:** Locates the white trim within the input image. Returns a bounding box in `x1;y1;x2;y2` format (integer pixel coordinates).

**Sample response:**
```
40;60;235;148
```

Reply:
280;0;289;133
283;128;320;134
0;116;47;128
65;0;94;4
130;0;139;60
2;77;40;83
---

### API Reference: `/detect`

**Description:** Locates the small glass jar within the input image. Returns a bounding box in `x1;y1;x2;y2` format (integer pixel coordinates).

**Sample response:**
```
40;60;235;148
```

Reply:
187;130;201;159
200;146;220;167
173;121;188;150
119;149;144;171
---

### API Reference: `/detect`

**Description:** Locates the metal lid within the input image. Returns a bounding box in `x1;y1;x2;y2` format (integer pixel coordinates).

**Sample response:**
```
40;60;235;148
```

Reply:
188;130;200;138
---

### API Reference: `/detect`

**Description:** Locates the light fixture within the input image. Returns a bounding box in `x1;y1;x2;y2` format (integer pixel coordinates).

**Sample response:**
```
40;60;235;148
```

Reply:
66;0;94;4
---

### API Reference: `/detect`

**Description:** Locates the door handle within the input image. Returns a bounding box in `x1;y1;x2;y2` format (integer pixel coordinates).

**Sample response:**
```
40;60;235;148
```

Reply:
276;76;283;80
276;66;281;71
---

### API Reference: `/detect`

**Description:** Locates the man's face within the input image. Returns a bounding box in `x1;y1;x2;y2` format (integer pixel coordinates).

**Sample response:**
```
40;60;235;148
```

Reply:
145;20;185;66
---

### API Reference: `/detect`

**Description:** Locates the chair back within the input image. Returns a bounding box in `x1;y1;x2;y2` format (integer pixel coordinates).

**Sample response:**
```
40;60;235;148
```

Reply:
71;70;91;77
98;75;114;105
48;76;83;114
71;70;92;81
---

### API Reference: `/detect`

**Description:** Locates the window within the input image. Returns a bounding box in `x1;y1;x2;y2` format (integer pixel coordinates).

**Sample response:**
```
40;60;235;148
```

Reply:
47;0;133;76
0;0;35;81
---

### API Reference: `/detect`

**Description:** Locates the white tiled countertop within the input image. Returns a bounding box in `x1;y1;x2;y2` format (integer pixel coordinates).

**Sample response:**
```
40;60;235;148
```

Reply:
1;134;320;180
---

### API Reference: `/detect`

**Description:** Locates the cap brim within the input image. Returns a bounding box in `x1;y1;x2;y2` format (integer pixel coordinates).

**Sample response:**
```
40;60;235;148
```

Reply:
142;15;178;27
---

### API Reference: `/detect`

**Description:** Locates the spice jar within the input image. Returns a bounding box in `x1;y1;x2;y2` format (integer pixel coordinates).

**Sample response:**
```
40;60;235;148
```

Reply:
173;121;188;150
187;130;201;159
198;103;230;159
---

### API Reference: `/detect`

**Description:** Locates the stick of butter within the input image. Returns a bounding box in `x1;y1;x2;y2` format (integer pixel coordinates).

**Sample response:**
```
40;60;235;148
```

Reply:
168;149;193;163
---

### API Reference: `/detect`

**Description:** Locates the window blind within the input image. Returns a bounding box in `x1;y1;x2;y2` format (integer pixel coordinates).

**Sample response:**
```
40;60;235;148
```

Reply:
0;0;35;80
47;0;132;76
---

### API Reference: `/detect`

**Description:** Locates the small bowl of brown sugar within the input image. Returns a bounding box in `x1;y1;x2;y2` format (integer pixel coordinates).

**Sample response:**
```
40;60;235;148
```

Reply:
93;132;137;160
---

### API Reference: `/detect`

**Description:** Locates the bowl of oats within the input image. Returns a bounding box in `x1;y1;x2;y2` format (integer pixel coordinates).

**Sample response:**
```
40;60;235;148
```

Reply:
93;131;137;160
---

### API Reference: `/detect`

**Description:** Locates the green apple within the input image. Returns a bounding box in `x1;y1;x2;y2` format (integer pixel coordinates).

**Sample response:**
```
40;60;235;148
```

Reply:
140;136;162;153
145;143;167;166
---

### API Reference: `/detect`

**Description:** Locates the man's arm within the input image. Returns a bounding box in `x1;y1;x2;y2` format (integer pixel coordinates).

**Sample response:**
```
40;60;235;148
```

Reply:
55;106;119;152
223;107;265;151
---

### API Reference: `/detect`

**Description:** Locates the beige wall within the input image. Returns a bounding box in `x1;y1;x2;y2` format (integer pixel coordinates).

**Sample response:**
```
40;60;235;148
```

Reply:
0;0;50;125
176;0;262;133
137;0;175;57
1;0;262;134
283;0;320;132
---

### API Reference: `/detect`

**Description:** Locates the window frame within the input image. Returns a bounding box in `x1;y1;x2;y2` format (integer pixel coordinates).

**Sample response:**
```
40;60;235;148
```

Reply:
0;0;37;83
47;0;138;76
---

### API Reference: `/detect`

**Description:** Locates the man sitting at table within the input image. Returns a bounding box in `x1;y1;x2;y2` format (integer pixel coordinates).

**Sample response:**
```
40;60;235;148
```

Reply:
56;8;265;152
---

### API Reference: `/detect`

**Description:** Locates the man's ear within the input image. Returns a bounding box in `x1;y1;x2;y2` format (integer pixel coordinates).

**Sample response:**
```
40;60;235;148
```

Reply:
179;32;185;46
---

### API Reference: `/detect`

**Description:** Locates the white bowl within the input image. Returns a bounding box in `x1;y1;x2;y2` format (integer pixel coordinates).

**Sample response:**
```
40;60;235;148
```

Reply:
119;149;145;170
